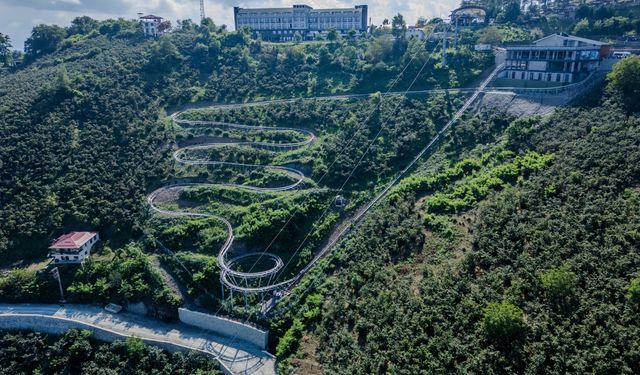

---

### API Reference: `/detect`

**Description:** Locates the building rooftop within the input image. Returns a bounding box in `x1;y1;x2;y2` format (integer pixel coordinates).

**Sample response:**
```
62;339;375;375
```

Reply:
50;232;98;249
139;15;163;20
536;33;607;46
506;45;603;51
236;5;365;12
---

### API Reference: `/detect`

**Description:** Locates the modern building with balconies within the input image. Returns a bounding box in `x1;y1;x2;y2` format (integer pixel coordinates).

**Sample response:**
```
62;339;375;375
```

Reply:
233;4;368;42
499;33;611;86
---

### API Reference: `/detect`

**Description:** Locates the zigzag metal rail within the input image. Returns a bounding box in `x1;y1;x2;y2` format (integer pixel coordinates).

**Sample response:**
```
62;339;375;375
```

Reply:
148;113;316;293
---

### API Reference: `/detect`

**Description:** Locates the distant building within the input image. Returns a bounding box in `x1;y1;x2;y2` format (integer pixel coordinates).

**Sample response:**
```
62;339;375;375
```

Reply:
450;6;488;27
406;26;425;40
49;232;99;264
139;14;164;37
233;4;368;41
500;33;611;85
474;43;493;51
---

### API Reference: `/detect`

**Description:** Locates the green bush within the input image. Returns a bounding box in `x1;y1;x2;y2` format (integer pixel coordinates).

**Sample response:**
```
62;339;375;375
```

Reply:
606;55;640;113
626;276;640;304
540;264;577;301
276;318;304;359
482;301;526;341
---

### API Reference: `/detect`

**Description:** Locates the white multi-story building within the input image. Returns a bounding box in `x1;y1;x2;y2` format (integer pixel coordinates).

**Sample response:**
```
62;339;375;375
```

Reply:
139;14;164;37
406;26;426;40
49;232;100;264
234;4;368;41
501;33;611;85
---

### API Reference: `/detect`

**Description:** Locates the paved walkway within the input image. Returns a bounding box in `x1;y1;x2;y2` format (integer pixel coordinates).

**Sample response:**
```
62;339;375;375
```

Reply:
0;304;275;375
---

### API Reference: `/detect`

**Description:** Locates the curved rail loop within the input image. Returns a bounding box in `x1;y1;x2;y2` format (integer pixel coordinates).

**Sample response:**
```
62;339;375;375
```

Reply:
149;112;316;293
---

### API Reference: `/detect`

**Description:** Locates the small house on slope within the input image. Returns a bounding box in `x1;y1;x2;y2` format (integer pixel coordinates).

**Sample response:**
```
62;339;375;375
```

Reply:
49;231;100;264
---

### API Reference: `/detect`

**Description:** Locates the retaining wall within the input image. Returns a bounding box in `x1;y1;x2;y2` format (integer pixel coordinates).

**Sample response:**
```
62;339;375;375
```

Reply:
0;314;233;375
178;308;268;349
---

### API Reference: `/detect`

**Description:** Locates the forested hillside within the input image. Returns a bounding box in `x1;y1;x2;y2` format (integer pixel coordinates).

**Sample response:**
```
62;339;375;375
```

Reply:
0;329;221;374
3;10;639;375
272;59;640;373
0;36;168;263
0;17;489;265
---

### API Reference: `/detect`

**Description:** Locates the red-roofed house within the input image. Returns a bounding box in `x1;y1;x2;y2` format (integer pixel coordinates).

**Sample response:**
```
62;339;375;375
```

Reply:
49;232;100;264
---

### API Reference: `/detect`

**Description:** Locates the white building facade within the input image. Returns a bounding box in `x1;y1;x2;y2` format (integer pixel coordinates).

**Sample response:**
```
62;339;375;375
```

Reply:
406;26;426;40
139;15;163;37
234;4;368;41
501;33;610;84
49;232;100;264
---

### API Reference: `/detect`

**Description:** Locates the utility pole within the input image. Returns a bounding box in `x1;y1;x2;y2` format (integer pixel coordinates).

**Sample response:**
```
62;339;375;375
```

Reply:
454;16;459;49
200;0;206;22
50;267;65;304
442;22;447;66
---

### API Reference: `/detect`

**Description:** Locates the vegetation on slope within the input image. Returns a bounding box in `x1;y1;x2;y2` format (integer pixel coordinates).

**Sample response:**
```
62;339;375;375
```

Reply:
4;7;638;374
272;60;640;374
0;15;489;265
0;14;488;316
0;329;221;375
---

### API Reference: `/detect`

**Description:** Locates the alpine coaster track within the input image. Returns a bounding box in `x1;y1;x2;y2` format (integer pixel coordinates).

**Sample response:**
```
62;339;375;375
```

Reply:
148;111;316;295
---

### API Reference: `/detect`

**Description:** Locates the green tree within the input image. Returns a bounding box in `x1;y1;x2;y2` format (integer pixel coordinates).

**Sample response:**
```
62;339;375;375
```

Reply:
68;16;99;35
575;4;593;19
482;301;526;341
391;13;407;39
626;276;640;304
347;28;357;42
125;337;147;361
477;26;503;44
505;117;539;152
499;1;521;23
573;18;591;36
365;35;393;63
148;37;183;71
276;318;304;359
0;33;11;66
540;264;577;301
24;24;67;61
606;55;640;113
326;28;340;42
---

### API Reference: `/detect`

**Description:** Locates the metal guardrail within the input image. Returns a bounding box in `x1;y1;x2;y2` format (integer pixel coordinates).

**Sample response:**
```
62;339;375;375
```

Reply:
488;71;604;96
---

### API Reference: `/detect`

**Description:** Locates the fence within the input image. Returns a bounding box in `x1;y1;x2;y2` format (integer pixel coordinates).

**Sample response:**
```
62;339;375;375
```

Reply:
0;313;234;375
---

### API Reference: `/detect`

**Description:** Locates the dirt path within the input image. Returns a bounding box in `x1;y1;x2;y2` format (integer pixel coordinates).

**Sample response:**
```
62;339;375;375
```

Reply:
150;255;196;309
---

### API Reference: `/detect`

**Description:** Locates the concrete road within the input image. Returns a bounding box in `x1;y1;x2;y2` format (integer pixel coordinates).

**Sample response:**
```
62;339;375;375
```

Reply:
0;304;275;375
